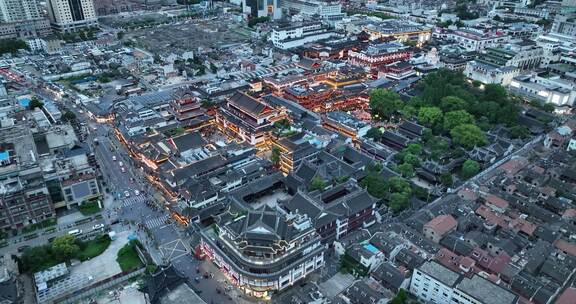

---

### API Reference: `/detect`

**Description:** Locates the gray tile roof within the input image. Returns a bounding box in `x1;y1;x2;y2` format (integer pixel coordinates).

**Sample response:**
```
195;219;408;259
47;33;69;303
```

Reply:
456;275;518;304
418;261;460;287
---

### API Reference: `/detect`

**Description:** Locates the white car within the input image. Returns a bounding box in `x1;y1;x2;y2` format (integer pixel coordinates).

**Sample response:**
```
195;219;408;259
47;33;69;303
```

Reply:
124;191;130;198
134;190;140;196
121;167;126;173
68;229;82;236
92;224;104;230
112;156;117;161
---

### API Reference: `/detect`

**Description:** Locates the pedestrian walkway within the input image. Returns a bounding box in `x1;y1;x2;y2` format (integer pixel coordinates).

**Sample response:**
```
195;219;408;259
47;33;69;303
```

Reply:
120;195;146;208
144;214;170;229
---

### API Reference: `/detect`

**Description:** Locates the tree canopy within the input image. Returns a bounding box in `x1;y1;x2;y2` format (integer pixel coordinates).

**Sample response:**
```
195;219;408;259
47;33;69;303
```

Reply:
442;110;475;131
310;177;327;191
508;125;530;139
29;98;44;110
397;163;415;178
61;110;77;122
461;159;480;179
51;235;80;260
366;127;383;140
440;96;468;112
270;146;281;166
418;106;443;127
370;89;403;120
0;39;28;55
450;124;487;149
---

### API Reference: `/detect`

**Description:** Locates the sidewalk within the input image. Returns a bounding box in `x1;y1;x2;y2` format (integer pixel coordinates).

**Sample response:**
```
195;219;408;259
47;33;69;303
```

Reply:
132;224;164;265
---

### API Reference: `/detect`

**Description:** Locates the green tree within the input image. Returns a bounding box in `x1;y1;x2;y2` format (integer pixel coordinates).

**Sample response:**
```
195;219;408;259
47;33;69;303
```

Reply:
389;177;411;194
482;84;508;104
537;18;552;27
397;163;415;178
391;289;408;304
456;3;479;20
482;101;502;124
450;124;487;149
273;118;290;130
508;125;530;139
404;143;422;155
498;103;519;126
443;110;475;131
153;54;163;64
401;105;419;119
310;177;326;191
370;89;404;120
21;245;55;272
29;97;44;110
270;146;281;166
396;144;422;166
51;235;80;260
248;16;270;27
367;161;383;173
440;173;453;187
366;127;383;140
360;173;388;199
429;138;449;160
62;110;76;122
0;38;28;55
389;192;410;213
439;96;468;112
461;159;480;179
403;154;420;166
418;106;443;127
541;103;555;112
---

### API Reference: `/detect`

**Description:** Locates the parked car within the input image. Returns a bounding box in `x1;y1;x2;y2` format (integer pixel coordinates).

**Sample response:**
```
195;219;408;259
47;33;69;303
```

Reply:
92;224;104;230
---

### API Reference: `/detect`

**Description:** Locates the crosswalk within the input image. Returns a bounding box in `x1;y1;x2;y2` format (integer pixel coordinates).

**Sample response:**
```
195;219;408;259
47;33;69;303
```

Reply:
120;195;146;208
144;214;170;229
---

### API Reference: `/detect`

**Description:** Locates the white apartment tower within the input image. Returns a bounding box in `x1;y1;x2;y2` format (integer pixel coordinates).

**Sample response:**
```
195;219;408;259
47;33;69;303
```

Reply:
47;0;97;32
0;0;42;23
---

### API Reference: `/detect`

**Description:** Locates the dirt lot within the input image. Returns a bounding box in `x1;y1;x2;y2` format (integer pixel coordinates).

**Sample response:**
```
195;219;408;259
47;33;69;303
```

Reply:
102;12;252;53
128;20;250;52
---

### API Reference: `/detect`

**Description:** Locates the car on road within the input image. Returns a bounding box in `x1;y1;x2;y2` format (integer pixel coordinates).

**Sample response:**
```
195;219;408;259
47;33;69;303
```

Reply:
121;167;126;173
124;190;130;198
112;155;117;161
92;224;104;230
119;161;123;167
68;229;82;236
134;190;140;196
17;245;30;253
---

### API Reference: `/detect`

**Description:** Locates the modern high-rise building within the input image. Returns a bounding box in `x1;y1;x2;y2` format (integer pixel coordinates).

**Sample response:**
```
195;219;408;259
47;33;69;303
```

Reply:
0;0;42;23
242;0;281;20
47;0;97;32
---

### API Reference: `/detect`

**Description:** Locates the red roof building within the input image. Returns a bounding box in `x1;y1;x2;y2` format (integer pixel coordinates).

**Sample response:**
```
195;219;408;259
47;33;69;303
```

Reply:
423;215;458;243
